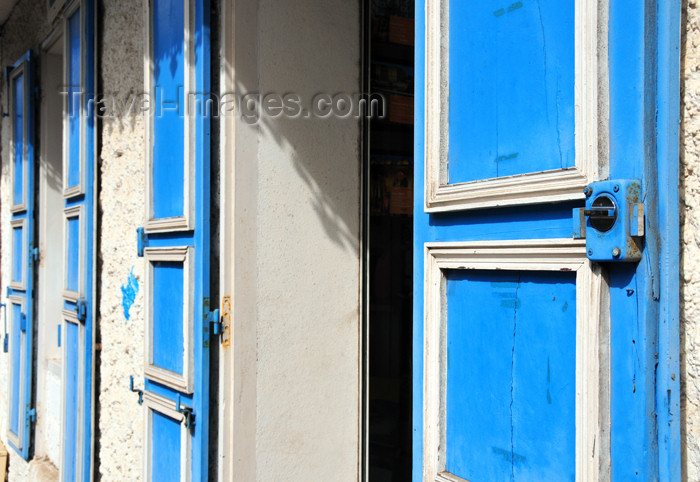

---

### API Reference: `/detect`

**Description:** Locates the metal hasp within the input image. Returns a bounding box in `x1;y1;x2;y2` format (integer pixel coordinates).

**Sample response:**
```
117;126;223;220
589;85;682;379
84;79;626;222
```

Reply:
76;298;88;322
136;227;147;257
176;394;195;430
574;179;645;262
25;408;36;423
128;376;143;405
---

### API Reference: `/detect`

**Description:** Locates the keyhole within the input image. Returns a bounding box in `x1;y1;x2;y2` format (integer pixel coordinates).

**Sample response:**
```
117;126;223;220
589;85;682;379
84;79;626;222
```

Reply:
589;195;617;232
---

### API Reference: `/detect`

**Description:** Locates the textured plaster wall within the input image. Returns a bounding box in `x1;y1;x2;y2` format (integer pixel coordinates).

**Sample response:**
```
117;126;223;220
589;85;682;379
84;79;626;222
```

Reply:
96;0;146;479
682;2;700;480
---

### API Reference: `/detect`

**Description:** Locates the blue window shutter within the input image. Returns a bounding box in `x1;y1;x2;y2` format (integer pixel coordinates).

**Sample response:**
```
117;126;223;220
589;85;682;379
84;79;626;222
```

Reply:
58;2;96;481
5;50;36;461
140;0;212;480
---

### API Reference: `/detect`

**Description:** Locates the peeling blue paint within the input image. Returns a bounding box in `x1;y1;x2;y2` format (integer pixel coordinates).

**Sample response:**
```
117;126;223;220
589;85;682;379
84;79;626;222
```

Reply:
121;267;139;321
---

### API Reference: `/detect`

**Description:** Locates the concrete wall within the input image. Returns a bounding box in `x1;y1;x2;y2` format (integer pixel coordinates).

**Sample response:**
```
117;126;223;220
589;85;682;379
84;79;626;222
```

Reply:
222;0;362;479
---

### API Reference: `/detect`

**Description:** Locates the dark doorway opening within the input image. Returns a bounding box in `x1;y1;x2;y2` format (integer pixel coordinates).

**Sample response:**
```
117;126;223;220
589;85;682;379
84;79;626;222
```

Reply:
364;1;415;480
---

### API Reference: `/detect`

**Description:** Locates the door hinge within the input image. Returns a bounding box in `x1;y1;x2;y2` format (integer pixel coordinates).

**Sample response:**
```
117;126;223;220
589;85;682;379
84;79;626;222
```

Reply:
76;298;87;322
29;245;39;265
137;227;147;257
19;312;26;332
25;407;36;424
206;308;222;336
176;394;195;430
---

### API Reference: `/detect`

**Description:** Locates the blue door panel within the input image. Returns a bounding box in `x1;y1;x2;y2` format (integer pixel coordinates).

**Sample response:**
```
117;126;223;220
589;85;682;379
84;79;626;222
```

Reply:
428;201;580;242
12;73;24;205
9;303;23;437
448;0;574;184
12;226;23;284
152;0;186;220
415;0;681;478
66;216;80;292
63;321;80;482
67;9;81;190
444;270;576;482
151;411;182;482
153;261;185;375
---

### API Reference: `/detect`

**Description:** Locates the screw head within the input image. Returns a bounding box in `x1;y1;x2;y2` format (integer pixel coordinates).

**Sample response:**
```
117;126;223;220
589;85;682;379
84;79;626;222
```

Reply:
587;248;594;256
613;184;620;192
612;247;621;257
584;186;593;197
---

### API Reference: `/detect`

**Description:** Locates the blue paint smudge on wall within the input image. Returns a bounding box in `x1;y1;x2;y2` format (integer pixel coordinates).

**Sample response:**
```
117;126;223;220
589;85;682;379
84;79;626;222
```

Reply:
121;267;139;321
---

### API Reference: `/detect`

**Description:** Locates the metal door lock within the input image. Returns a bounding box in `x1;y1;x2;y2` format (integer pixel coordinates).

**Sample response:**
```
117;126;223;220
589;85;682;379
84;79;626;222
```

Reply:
573;179;644;262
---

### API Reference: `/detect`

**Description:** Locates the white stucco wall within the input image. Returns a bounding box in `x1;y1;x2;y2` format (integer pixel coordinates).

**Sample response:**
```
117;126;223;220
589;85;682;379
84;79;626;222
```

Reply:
681;2;700;480
96;0;146;479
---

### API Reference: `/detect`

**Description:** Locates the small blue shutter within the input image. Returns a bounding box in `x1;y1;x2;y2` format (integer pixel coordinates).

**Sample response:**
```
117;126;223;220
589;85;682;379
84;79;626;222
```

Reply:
59;2;96;481
139;0;212;480
6;50;36;461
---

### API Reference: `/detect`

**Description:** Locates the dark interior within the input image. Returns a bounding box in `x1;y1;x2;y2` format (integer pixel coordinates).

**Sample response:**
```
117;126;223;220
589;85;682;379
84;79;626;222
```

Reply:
366;0;415;480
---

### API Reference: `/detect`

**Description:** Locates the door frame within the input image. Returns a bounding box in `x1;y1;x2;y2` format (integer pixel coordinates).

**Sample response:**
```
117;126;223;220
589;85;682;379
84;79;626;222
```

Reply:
652;0;681;479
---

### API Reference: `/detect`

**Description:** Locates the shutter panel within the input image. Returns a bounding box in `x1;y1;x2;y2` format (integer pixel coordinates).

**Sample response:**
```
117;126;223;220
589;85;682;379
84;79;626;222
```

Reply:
6;50;36;461
58;1;96;480
140;0;212;480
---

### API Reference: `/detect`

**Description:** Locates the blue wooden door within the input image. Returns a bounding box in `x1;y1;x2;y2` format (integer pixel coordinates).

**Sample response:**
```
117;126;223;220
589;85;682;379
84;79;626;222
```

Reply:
6;50;36;461
59;1;96;480
138;0;212;480
413;1;681;481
